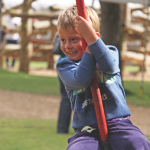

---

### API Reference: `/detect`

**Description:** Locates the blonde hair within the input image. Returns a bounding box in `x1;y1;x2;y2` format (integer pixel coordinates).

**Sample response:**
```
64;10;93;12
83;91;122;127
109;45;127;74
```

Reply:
57;6;100;32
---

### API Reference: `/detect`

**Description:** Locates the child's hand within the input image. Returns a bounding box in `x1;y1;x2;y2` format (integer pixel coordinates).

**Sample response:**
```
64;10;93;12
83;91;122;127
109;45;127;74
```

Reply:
74;16;99;45
75;16;94;38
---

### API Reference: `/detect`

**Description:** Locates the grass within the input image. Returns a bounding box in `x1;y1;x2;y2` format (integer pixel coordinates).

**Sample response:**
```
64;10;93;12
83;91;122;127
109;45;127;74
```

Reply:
1;68;150;106
29;61;48;69
147;136;150;141
124;65;150;72
0;118;149;150
123;81;150;107
0;68;60;96
123;65;150;106
0;68;150;149
124;65;140;72
4;60;48;69
0;118;74;150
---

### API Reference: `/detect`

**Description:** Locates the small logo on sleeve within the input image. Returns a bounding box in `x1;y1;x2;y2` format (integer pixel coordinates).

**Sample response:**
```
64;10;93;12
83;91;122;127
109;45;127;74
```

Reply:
96;71;116;84
73;88;87;96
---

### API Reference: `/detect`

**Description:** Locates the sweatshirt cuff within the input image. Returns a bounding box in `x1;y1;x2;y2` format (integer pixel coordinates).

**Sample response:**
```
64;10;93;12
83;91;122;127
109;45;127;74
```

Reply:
88;38;107;57
80;52;96;71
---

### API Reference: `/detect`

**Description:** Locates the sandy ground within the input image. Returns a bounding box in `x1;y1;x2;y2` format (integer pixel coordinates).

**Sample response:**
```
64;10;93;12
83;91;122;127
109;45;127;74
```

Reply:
0;89;150;136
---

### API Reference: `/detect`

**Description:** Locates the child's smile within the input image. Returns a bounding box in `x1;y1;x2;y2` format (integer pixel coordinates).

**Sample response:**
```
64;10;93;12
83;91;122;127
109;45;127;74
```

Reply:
58;27;83;61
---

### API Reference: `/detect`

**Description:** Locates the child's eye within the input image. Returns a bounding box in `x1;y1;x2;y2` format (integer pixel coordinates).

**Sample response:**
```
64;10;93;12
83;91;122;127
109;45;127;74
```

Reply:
71;38;77;42
61;39;65;42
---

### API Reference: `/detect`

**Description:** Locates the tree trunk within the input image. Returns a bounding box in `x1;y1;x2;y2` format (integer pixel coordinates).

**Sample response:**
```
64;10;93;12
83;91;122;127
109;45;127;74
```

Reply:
100;2;126;77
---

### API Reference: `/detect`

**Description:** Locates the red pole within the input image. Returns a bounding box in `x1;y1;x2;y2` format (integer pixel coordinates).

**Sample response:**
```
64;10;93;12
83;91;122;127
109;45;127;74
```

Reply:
76;0;108;143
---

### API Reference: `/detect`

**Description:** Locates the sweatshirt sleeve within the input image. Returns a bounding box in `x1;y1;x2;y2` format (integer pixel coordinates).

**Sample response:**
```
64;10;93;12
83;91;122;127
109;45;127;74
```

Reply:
56;52;96;90
88;38;120;74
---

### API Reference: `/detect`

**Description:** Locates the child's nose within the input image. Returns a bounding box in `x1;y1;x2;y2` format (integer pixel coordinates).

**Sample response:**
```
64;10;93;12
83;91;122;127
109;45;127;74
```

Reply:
65;41;72;49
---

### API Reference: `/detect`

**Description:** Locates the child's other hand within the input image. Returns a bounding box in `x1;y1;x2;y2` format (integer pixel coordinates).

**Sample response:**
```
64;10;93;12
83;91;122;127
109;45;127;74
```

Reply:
74;16;99;45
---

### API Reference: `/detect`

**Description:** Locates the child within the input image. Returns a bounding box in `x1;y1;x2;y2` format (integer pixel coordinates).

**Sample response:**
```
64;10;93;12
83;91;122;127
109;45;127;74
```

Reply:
56;6;150;150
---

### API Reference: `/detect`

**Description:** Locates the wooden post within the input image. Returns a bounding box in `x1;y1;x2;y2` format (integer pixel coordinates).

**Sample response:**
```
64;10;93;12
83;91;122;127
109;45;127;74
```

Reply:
19;0;32;72
0;0;3;68
120;4;128;73
47;22;57;69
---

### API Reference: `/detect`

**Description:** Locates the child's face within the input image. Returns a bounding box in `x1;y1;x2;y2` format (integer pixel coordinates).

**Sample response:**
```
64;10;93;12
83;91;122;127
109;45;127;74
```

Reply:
58;27;83;61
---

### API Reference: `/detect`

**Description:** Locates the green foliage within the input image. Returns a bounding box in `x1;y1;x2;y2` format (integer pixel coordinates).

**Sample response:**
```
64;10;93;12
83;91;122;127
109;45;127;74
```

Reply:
123;81;150;107
0;118;74;150
0;69;59;96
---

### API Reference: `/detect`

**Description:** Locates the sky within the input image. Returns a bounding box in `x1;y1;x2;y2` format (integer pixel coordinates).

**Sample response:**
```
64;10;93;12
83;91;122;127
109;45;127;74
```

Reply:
3;0;101;9
2;0;101;26
2;0;143;26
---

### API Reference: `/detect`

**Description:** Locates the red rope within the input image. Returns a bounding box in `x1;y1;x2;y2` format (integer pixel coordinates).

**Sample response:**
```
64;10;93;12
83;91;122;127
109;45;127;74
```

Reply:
76;0;108;142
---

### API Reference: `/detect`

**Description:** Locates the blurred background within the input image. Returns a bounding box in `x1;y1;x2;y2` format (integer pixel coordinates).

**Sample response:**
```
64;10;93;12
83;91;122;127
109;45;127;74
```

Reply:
0;0;150;79
0;0;150;150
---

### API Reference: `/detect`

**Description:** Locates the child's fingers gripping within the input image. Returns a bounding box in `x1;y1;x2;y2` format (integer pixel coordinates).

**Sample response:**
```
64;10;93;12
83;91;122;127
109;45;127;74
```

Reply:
74;16;83;36
75;16;83;28
75;16;97;41
75;15;83;21
75;16;93;28
75;16;88;27
75;16;94;32
74;16;89;37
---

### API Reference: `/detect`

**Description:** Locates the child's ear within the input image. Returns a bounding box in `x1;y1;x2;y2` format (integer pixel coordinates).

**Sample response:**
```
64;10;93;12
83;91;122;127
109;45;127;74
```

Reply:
96;32;100;37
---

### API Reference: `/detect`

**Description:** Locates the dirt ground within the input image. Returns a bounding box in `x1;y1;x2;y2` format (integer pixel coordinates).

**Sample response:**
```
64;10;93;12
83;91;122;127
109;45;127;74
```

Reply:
0;88;150;135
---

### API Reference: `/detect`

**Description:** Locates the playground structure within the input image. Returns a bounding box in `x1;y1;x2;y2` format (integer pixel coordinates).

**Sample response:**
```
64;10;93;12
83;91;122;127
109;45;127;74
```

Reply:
121;3;150;72
0;0;62;72
0;0;149;75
